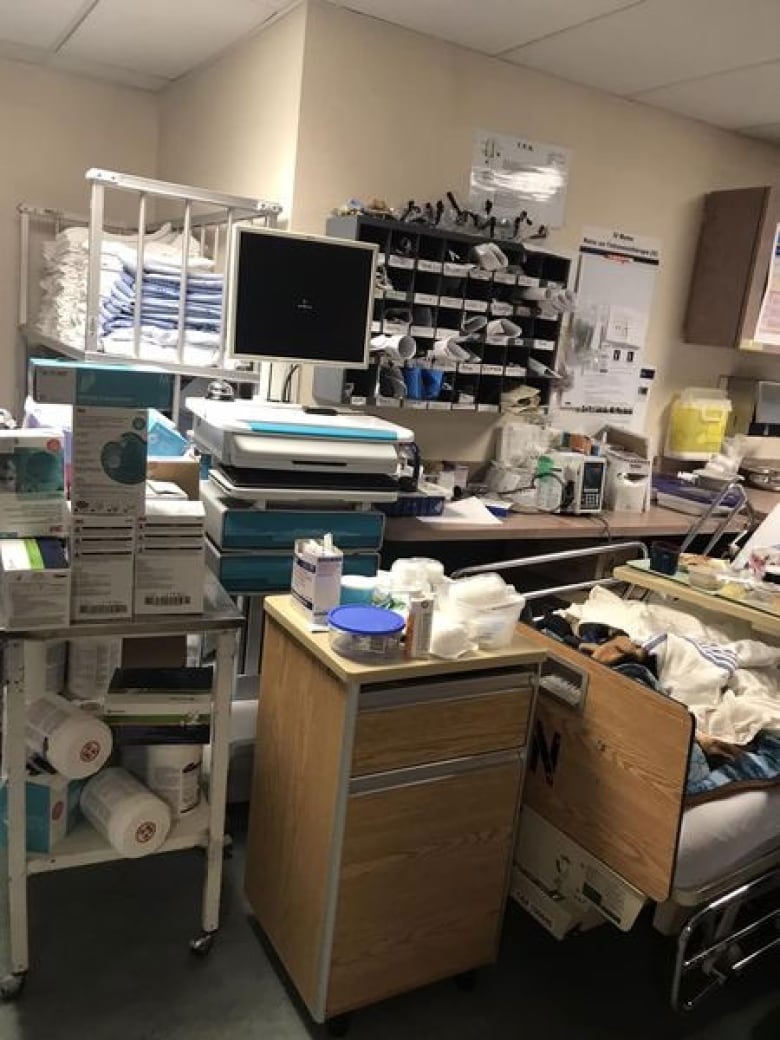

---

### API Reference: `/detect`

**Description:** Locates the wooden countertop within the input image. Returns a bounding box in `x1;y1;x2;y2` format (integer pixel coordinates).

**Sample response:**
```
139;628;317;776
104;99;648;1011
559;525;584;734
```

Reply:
613;563;780;639
264;594;544;684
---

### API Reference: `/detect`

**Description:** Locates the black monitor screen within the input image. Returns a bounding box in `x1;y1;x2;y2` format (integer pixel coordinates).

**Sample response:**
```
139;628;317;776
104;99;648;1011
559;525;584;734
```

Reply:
230;229;375;366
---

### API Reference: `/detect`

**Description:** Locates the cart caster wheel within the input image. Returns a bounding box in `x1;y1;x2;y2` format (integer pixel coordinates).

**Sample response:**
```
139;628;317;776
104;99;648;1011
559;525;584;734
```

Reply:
454;969;477;992
0;972;26;1001
326;1013;352;1037
189;932;215;957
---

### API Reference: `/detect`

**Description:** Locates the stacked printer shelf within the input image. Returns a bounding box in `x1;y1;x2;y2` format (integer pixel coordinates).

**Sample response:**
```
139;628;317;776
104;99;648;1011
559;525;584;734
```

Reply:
321;215;574;414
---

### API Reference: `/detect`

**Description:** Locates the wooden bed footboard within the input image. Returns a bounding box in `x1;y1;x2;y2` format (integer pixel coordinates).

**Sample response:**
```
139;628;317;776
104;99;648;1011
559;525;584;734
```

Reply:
520;626;695;902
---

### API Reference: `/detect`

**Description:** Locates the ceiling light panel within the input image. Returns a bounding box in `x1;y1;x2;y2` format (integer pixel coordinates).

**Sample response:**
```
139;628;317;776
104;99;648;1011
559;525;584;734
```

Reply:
337;0;640;56
0;0;89;49
504;0;780;96
59;0;278;79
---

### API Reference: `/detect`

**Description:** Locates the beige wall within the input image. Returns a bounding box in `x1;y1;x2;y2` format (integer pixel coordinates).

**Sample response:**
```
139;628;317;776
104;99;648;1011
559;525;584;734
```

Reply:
293;1;780;459
0;58;158;407
158;4;306;217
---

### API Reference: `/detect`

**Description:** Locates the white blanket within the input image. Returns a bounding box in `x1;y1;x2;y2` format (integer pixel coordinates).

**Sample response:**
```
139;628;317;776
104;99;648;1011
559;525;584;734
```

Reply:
569;587;780;743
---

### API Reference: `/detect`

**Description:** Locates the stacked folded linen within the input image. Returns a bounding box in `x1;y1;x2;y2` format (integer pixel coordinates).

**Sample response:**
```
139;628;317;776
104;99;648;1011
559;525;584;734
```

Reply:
36;224;210;357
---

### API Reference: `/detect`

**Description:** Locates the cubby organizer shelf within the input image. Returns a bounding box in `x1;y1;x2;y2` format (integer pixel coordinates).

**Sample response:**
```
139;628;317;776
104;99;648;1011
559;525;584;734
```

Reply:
315;214;574;415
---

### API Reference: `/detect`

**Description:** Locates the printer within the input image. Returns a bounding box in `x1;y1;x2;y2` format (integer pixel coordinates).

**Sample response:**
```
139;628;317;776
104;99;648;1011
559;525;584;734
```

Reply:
187;398;414;504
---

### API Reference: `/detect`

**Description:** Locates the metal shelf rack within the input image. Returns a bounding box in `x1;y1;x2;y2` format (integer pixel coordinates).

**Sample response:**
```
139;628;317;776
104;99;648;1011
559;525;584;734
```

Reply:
0;573;242;999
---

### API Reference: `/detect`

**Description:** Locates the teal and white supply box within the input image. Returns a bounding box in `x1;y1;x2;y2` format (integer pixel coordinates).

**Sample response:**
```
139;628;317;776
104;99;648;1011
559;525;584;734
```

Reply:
0;769;82;854
71;406;148;516
29;359;173;411
0;429;66;538
291;535;343;626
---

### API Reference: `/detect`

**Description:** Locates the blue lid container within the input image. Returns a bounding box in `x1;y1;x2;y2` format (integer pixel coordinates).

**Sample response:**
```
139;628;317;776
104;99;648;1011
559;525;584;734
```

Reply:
328;606;404;635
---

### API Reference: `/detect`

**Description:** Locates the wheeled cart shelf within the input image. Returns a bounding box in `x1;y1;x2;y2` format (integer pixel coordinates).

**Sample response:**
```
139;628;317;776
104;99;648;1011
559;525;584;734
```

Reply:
0;573;242;997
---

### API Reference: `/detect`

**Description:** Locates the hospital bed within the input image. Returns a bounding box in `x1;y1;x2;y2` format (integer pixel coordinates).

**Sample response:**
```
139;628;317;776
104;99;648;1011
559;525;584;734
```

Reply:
454;544;780;1011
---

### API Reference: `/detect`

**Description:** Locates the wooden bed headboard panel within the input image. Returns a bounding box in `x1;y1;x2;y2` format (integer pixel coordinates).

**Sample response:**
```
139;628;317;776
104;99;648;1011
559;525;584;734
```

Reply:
520;626;695;903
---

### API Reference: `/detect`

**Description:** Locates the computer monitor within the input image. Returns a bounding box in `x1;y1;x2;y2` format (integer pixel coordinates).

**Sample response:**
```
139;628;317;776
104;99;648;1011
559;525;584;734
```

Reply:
226;226;377;367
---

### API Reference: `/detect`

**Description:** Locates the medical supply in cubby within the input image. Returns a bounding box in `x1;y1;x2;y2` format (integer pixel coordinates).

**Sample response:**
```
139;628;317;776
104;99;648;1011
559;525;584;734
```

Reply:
0;537;70;629
404;593;434;658
122;744;202;817
71;406;148;516
26;694;112;779
327;605;404;662
292;534;343;626
665;388;732;461
80;767;171;858
0;429;66;537
66;638;123;706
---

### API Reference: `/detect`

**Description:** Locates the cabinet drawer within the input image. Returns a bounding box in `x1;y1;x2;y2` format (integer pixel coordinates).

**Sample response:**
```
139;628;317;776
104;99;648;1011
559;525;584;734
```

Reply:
327;760;520;1016
352;681;533;777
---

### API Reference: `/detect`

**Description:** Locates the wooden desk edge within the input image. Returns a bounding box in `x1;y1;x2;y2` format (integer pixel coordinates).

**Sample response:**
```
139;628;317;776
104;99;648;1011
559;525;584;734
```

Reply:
263;595;545;684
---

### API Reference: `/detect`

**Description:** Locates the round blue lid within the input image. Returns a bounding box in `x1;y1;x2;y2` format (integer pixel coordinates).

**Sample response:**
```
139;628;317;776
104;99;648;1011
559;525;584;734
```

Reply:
328;605;405;636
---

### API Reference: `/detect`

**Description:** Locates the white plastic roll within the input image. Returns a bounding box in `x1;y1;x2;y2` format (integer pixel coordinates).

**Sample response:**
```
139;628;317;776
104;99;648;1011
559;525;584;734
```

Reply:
122;744;202;817
370;334;416;362
81;768;171;857
67;638;122;704
518;287;551;302
26;694;113;779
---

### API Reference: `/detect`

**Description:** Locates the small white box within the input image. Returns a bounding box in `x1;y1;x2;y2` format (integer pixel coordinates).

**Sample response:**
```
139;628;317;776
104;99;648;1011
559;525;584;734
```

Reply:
291;537;343;626
71;516;135;621
0;429;66;538
71;406;148;517
134;549;205;615
0;539;70;629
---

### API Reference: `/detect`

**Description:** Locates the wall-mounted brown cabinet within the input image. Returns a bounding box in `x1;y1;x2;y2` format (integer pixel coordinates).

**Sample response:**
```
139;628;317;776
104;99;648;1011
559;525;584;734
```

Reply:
684;185;779;352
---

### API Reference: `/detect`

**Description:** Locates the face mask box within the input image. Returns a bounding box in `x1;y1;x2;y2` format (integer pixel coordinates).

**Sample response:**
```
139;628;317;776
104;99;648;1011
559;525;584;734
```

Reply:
291;537;343;626
0;429;66;538
71;516;135;622
0;538;70;630
71;406;148;517
29;359;174;411
0;768;83;854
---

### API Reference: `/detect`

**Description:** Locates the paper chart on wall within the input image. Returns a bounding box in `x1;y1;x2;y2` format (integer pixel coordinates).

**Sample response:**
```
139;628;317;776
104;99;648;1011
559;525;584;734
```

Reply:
560;227;660;429
469;131;571;228
754;224;780;347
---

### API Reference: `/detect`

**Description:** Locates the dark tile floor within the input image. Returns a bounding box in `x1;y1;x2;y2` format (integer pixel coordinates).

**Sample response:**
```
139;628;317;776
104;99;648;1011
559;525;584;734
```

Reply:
0;808;777;1040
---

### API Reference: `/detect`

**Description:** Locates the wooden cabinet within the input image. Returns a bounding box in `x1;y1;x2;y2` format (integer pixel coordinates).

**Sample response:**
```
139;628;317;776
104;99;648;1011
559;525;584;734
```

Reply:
244;595;543;1026
684;185;780;351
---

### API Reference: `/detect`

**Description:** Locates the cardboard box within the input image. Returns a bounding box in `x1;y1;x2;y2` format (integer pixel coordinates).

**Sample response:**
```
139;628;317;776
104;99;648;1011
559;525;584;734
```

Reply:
71;406;148;516
30;359;173;410
0;538;70;629
0;768;83;854
291;537;343;626
0;429;66;538
71;516;135;621
121;636;187;669
134;550;205;615
147;458;200;501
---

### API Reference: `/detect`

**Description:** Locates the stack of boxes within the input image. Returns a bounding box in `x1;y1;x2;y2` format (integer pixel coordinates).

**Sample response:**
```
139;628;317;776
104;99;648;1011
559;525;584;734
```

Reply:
28;359;206;622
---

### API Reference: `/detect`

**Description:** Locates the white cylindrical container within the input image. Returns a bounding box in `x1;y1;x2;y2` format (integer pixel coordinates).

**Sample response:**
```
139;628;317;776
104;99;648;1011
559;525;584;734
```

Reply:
66;638;122;706
26;694;113;779
122;744;202;817
81;768;171;858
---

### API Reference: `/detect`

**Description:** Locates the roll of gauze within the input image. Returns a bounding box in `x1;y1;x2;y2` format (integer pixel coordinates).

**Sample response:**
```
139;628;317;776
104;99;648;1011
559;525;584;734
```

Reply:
81;768;171;858
26;694;112;779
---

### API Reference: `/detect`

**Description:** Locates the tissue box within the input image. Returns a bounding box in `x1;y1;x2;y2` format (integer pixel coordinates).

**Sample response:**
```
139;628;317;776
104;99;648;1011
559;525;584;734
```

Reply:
71;515;135;621
30;359;173;410
71;406;148;517
0;538;70;629
291;537;343;625
0;768;83;854
0;429;66;538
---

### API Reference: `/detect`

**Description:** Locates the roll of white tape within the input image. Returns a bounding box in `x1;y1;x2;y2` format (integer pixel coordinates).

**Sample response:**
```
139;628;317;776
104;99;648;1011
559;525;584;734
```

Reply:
81;768;171;857
26;694;113;779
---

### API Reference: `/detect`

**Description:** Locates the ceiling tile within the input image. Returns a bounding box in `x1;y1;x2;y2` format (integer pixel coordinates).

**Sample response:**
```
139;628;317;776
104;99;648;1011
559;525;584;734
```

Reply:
59;0;278;79
504;0;780;96
742;122;780;144
635;61;780;130
333;0;640;56
0;0;89;49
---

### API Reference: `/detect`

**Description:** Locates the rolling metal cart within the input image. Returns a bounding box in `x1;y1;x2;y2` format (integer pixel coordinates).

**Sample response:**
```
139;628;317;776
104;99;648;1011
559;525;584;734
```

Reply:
0;574;241;999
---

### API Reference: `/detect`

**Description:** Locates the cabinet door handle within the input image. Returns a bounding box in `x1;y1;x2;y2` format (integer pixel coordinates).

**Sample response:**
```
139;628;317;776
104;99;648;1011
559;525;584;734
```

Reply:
349;749;522;795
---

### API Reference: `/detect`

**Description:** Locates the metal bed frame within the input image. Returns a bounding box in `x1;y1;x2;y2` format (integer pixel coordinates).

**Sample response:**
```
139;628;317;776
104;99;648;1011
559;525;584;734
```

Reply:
19;168;283;421
455;542;780;1012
